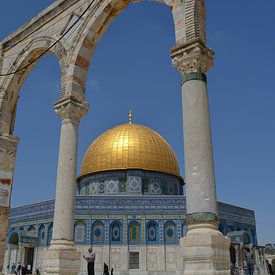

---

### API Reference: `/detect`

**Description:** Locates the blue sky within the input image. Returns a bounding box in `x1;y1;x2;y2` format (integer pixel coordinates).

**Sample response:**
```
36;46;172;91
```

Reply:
0;1;274;245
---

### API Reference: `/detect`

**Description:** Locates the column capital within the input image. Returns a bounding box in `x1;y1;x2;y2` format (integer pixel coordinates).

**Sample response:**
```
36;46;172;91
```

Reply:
171;39;214;74
54;96;89;123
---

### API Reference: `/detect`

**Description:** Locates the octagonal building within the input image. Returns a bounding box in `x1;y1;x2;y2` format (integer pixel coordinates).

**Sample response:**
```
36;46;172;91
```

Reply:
4;121;258;275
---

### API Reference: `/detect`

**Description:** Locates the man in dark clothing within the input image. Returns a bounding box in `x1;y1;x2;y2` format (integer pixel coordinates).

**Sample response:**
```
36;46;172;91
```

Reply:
267;260;273;274
103;263;109;275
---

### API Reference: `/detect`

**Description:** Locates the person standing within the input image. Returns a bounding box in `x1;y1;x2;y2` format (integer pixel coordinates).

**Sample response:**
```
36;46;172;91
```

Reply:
103;263;109;275
245;249;254;275
26;264;31;274
83;248;96;275
16;262;21;275
11;263;16;274
21;265;27;275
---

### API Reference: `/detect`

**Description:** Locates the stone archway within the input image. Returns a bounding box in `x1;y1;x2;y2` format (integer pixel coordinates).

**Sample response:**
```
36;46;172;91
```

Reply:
0;0;230;274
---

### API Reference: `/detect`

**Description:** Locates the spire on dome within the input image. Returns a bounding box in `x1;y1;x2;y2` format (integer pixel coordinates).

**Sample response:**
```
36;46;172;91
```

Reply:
128;109;132;124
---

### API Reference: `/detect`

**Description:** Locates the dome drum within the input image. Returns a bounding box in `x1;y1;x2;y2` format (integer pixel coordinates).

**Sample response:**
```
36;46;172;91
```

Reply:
77;169;183;196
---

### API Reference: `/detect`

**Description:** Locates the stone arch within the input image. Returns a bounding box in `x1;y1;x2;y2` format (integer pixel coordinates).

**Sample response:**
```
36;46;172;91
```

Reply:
0;36;67;134
66;0;205;100
28;225;36;233
8;232;19;245
0;0;210;271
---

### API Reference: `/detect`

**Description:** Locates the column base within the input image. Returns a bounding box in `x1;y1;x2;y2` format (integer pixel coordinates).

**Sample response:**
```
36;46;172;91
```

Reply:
181;223;230;275
43;241;81;275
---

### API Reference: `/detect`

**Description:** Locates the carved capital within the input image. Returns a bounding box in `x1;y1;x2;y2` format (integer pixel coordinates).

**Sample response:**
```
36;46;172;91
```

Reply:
0;135;19;172
54;97;89;123
171;40;214;74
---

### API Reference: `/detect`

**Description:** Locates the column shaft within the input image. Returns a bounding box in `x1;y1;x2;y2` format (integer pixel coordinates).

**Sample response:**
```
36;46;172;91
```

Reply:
171;42;230;274
43;97;88;275
51;118;79;244
0;135;19;270
182;76;217;217
3;245;11;273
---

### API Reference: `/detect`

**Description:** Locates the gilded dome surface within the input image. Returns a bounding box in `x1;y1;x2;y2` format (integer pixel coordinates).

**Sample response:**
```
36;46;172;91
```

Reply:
80;123;180;178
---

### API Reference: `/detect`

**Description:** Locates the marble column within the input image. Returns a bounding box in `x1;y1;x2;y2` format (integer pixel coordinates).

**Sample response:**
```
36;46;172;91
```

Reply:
16;244;24;264
235;245;240;269
171;41;230;274
43;97;88;275
0;134;19;271
2;244;11;273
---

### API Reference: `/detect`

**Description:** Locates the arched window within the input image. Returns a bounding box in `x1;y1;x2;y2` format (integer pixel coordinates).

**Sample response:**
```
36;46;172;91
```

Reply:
92;221;104;243
110;221;122;243
129;221;140;243
146;221;158;243
164;221;176;243
9;233;19;245
74;221;86;243
47;223;53;246
38;224;46;246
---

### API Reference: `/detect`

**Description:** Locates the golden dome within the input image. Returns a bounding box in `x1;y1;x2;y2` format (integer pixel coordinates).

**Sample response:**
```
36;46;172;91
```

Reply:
80;123;180;178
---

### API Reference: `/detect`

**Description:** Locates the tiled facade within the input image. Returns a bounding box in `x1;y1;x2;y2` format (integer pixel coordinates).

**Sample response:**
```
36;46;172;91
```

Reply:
7;196;257;247
4;195;257;274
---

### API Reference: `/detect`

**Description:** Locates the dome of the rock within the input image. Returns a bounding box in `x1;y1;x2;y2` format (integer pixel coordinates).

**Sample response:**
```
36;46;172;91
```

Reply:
80;123;180;178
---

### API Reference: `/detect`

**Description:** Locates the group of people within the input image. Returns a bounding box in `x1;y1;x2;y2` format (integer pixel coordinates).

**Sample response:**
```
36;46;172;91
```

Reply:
6;262;33;275
83;248;113;275
230;248;274;275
